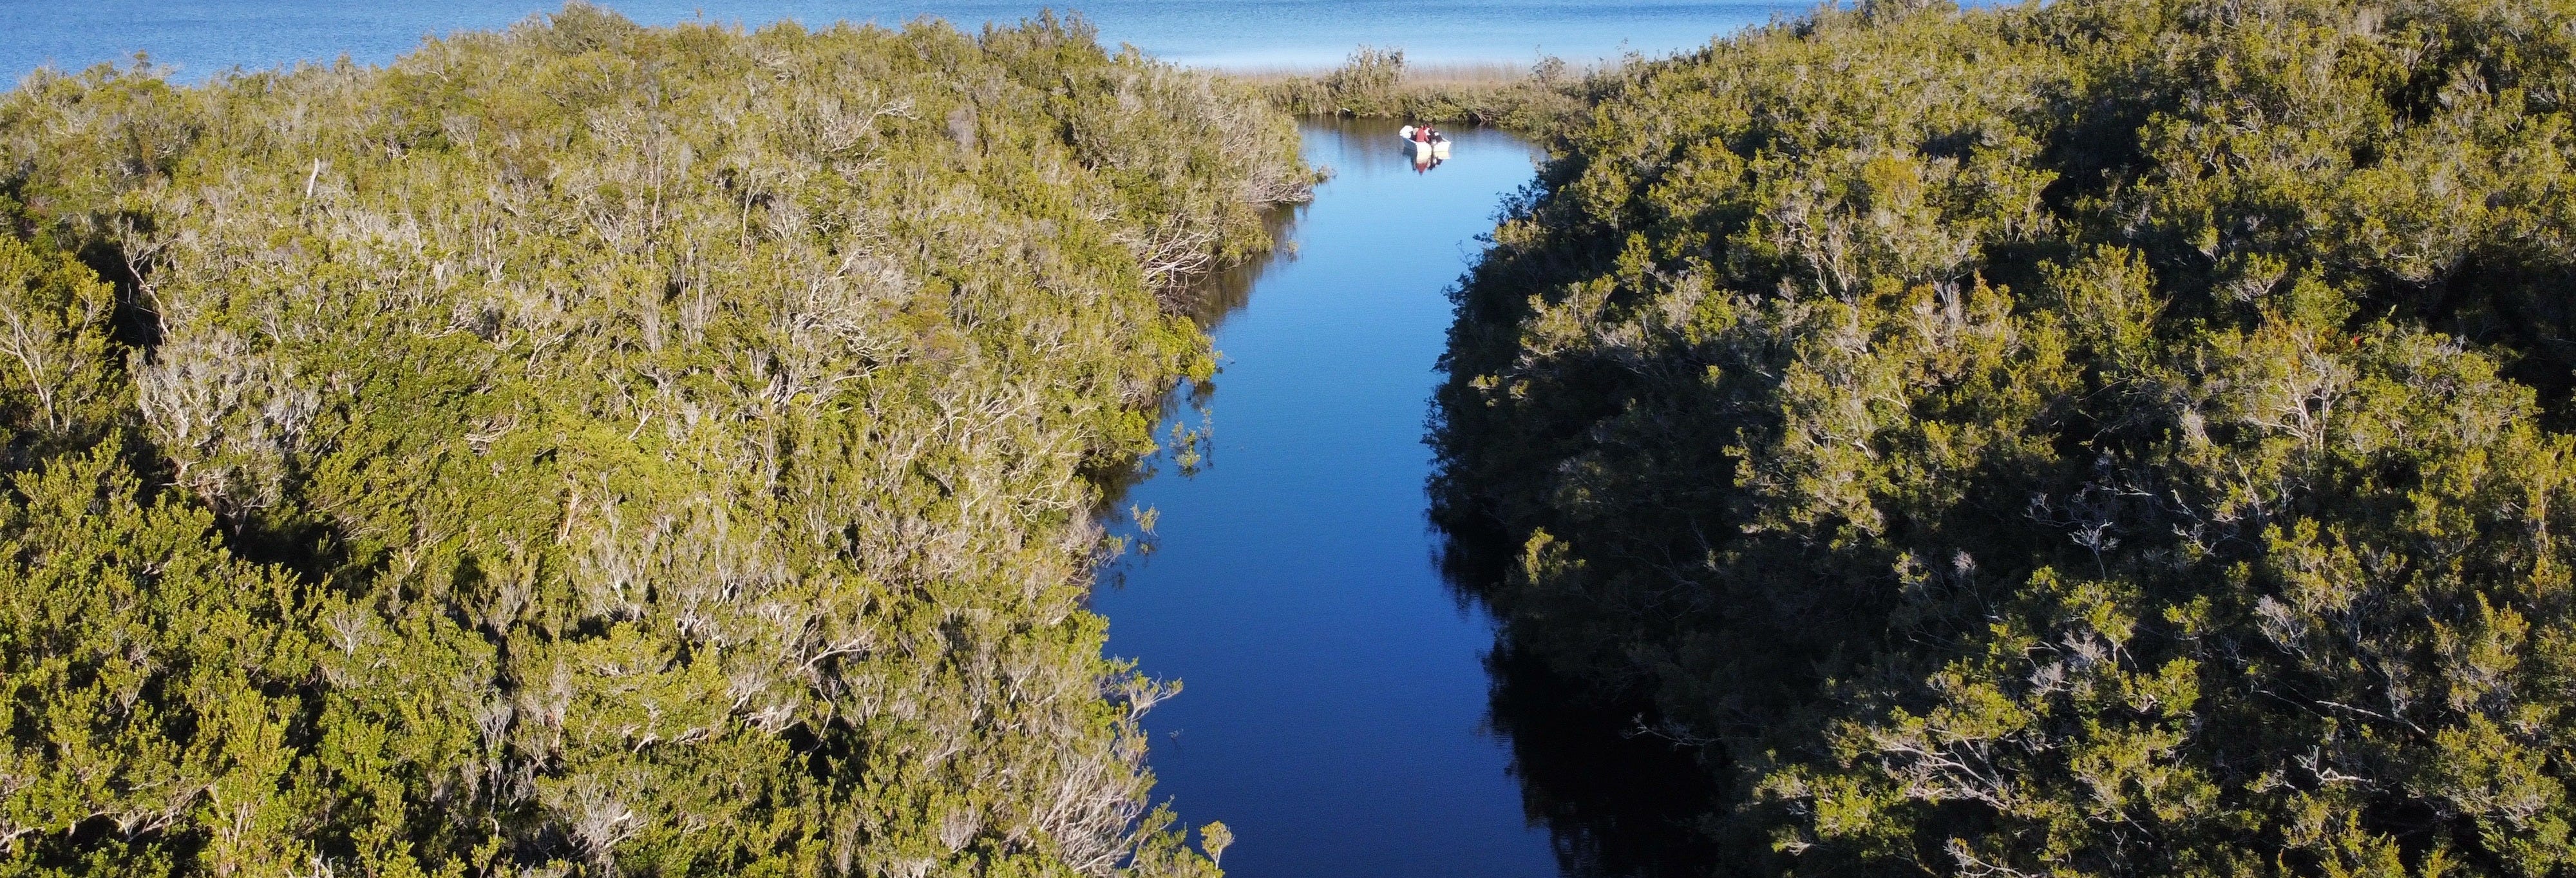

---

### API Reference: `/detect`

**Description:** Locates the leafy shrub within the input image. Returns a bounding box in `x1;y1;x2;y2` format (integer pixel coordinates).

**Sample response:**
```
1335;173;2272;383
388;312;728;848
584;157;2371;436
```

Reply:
0;5;1307;874
1436;0;2576;874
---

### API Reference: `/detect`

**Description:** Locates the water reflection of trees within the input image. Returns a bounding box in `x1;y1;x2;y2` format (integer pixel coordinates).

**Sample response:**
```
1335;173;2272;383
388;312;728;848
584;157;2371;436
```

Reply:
1168;201;1303;328
1437;522;1724;878
1090;201;1305;584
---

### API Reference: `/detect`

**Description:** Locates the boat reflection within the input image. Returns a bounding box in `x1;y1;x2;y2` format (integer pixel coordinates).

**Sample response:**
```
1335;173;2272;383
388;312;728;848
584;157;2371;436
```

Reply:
1399;123;1454;173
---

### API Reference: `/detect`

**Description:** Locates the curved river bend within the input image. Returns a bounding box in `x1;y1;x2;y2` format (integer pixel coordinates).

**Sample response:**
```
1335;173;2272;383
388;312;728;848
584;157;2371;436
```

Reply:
1098;120;1567;877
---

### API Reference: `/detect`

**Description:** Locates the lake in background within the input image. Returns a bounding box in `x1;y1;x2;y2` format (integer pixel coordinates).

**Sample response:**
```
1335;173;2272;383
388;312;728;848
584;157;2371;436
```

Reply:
0;0;1807;81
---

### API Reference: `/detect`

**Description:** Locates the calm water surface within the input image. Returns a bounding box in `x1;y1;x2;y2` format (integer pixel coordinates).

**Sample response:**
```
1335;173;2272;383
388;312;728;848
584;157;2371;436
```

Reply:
1095;120;1562;877
0;0;1806;81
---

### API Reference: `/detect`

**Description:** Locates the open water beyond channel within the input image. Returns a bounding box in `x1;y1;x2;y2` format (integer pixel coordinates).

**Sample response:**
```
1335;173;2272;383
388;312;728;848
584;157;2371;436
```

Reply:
1;0;1809;82
1097;120;1587;877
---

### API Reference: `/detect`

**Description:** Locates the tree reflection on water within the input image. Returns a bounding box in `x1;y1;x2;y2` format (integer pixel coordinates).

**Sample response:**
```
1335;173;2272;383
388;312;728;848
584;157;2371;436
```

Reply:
1437;521;1725;878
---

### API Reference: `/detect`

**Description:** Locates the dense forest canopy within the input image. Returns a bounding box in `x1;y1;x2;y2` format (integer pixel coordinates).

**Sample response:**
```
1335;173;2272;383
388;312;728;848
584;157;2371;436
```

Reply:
0;5;1307;874
1434;0;2576;875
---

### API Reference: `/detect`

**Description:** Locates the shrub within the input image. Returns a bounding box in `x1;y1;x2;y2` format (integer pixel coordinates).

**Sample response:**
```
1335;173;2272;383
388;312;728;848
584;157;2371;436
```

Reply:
0;5;1307;874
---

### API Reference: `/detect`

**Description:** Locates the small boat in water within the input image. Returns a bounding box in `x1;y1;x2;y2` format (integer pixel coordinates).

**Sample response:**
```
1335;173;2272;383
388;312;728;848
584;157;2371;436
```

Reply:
1397;125;1452;159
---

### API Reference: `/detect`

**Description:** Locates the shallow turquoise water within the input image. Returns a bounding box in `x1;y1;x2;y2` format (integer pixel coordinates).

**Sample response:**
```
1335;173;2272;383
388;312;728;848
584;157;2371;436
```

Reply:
0;0;1804;81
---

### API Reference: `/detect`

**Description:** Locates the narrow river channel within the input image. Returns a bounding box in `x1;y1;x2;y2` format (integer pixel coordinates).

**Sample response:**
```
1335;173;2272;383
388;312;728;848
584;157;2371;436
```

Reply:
1094;120;1560;877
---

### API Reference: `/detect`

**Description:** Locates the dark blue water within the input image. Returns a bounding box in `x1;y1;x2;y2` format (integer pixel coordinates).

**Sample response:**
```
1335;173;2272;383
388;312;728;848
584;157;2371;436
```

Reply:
1;0;1806;81
1094;120;1556;877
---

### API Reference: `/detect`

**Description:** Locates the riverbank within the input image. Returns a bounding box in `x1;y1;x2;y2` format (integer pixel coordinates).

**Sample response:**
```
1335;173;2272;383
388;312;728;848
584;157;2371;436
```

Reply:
1236;49;1618;129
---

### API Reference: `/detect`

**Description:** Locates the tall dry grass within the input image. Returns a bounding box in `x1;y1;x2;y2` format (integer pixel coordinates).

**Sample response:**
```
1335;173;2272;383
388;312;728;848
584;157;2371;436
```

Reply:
1235;47;1631;130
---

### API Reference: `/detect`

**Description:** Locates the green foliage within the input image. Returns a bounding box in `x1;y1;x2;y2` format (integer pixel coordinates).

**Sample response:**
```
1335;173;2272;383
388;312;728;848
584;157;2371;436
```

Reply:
1434;0;2576;874
0;234;126;466
0;4;1305;875
1;443;317;874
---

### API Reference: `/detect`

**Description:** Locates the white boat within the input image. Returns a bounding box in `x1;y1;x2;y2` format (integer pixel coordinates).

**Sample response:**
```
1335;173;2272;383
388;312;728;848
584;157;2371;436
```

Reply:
1397;126;1452;159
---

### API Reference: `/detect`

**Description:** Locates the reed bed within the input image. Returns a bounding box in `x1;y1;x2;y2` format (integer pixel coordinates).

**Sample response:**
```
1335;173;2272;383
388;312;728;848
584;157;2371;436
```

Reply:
1231;48;1629;130
1229;59;1534;84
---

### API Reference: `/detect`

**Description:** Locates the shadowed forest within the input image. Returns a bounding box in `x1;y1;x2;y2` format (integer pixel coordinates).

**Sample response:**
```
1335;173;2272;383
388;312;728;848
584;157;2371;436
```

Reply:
0;5;1308;873
1433;0;2576;875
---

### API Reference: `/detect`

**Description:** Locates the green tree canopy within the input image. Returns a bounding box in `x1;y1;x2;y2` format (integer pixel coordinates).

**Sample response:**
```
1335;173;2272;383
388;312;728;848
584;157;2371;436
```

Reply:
1435;0;2576;874
0;5;1307;875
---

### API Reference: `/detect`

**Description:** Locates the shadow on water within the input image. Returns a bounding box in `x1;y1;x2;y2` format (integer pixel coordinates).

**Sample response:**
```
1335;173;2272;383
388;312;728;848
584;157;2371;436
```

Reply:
1172;203;1307;329
1410;106;1723;875
1435;521;1727;878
